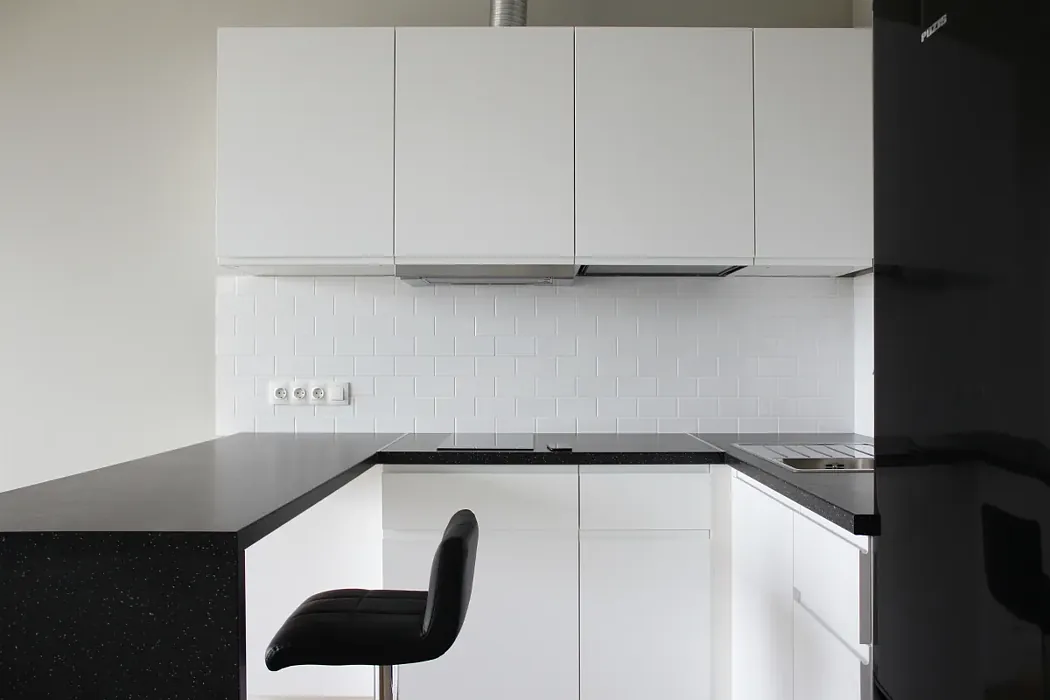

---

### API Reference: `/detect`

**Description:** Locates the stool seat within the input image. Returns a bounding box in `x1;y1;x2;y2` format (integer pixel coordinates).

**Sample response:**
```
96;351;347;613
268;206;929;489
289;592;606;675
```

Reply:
265;589;432;670
265;509;479;683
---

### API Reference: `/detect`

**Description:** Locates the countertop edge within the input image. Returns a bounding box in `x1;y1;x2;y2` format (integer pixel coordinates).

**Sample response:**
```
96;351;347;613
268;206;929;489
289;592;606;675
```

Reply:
702;437;879;536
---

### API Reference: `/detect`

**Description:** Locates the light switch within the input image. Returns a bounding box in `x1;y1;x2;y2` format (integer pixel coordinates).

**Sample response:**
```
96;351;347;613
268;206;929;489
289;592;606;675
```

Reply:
326;383;349;405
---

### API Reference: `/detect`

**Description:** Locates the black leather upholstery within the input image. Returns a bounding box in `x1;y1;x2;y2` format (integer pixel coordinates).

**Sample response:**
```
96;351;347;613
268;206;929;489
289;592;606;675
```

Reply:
265;509;479;670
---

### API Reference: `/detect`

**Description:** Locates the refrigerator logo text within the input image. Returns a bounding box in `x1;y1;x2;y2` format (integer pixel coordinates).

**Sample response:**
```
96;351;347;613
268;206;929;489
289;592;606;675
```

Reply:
921;14;948;42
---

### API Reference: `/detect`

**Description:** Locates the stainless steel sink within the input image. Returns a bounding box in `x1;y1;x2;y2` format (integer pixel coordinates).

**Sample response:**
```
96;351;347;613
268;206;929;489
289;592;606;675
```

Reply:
733;444;875;472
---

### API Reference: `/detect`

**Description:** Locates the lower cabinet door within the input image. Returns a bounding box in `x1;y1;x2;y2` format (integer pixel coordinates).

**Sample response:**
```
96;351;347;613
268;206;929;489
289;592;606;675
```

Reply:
579;530;712;700
384;529;580;700
793;600;865;700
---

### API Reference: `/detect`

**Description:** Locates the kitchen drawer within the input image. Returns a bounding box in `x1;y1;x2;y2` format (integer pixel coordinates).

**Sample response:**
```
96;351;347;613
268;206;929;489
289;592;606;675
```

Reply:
793;511;872;660
382;466;578;531
580;465;711;530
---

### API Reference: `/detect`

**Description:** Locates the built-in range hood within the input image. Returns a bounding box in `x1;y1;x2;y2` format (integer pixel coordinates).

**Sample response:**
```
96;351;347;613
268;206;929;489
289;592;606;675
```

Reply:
394;262;756;286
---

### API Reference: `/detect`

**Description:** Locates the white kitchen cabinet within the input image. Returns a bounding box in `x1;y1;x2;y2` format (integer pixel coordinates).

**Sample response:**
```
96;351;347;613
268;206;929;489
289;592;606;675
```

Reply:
793;601;866;700
579;464;712;530
753;28;873;266
578;465;712;700
580;530;711;700
793;510;872;660
731;475;795;700
382;465;579;700
383;530;579;700
574;28;755;264
394;28;575;264
245;470;383;699
216;28;394;270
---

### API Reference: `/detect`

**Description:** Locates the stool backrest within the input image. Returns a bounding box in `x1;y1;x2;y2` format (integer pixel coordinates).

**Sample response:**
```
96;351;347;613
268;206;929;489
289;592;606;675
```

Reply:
421;509;479;651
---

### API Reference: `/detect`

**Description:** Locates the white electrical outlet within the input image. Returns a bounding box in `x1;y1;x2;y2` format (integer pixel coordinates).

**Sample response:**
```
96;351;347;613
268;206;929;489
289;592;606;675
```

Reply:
308;383;326;405
289;383;309;405
268;380;290;405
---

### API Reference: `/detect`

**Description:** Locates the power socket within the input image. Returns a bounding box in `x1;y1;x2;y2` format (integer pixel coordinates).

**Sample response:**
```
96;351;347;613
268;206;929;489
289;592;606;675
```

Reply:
308;383;326;405
289;383;309;405
268;380;290;405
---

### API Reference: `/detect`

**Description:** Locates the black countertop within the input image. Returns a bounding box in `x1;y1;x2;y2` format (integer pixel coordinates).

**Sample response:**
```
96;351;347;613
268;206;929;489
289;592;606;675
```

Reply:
0;433;402;546
380;432;724;464
701;434;877;535
0;431;877;540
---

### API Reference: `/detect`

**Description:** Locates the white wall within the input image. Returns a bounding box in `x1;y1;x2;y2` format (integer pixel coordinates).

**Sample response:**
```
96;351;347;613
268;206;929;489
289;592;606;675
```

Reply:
219;276;857;435
853;274;875;435
584;0;852;27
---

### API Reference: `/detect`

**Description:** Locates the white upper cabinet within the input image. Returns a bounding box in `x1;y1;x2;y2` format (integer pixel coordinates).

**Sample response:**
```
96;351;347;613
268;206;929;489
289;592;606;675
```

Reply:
216;28;394;268
753;28;873;265
394;28;575;264
574;28;756;264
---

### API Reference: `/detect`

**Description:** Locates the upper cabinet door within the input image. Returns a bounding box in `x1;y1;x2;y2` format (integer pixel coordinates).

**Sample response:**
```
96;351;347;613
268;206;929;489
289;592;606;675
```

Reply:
753;29;873;263
574;28;755;264
216;28;394;264
394;28;575;264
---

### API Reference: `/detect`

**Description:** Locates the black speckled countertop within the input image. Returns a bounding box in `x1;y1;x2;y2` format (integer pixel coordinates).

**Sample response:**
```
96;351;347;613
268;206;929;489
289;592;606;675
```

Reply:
0;431;877;539
700;433;877;535
0;433;403;546
380;432;724;464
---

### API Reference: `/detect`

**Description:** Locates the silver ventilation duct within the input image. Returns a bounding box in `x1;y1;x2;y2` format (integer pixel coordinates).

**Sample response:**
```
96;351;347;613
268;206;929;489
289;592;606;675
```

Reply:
490;0;527;26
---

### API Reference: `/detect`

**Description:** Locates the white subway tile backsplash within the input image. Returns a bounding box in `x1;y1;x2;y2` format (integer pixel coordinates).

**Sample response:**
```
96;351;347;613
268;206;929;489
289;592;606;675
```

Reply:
476;356;516;377
435;356;474;376
557;397;599;420
455;336;495;356
456;376;495;398
278;355;315;377
295;335;334;357
496;376;537;398
679;398;719;418
577;376;618;398
657;377;698;398
638;397;678;418
475;315;516;336
719;397;759;418
218;277;856;436
415;376;456;399
698;377;739;398
236;355;275;376
558;356;598;378
376;377;415;397
598;398;638;419
617;376;658;398
495;335;535;356
394;356;435;377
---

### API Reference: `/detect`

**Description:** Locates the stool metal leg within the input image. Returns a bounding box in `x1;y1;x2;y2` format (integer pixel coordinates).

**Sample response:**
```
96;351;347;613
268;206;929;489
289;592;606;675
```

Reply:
376;664;398;700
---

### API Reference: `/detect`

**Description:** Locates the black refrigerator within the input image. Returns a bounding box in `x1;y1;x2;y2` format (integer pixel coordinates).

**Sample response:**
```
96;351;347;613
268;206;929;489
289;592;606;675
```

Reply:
874;0;1050;698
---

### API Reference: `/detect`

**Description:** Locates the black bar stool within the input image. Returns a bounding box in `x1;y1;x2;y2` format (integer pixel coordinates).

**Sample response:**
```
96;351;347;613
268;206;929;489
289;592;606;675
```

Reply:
265;509;479;700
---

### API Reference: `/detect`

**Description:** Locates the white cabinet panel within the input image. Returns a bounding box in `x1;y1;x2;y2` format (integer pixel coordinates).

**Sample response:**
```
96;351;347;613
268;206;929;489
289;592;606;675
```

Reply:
384;530;579;700
574;28;755;263
394;28;575;263
245;471;382;698
793;601;865;700
217;28;394;264
731;477;794;700
793;511;872;659
580;530;711;700
382;467;578;531
753;28;873;263
579;466;711;530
